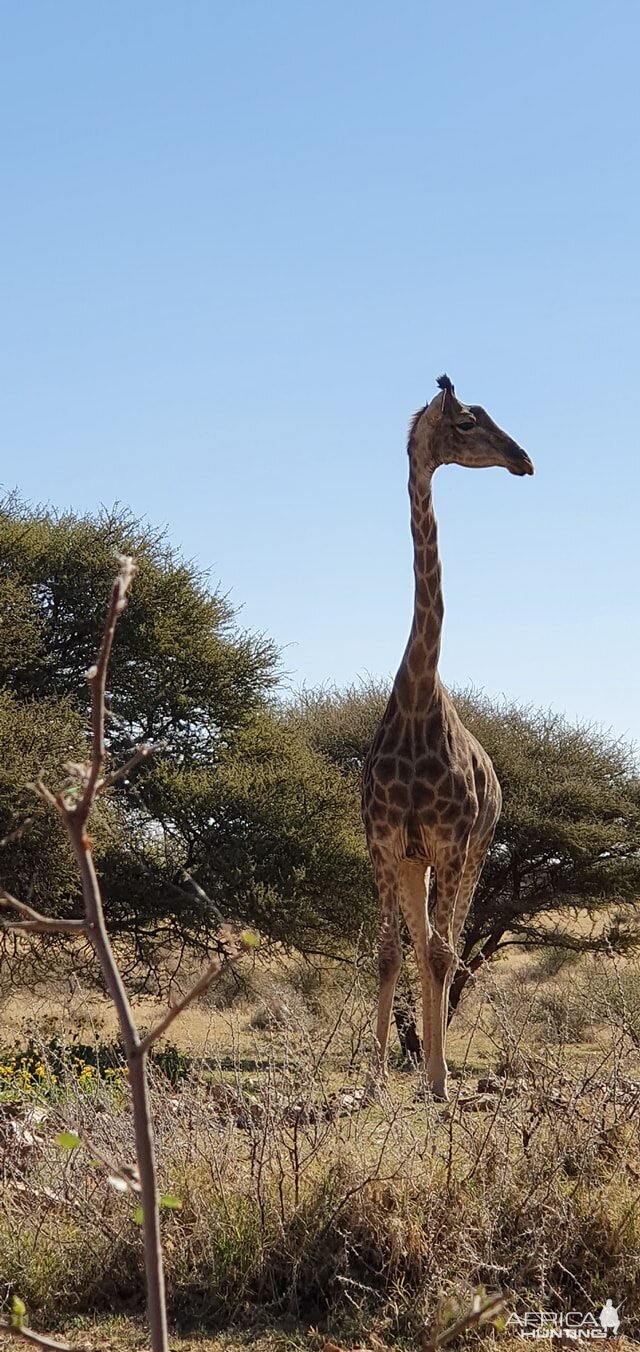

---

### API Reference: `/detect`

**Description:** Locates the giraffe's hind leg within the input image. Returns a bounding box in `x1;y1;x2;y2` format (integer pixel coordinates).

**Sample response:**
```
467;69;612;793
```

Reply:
397;859;433;1070
445;835;495;1021
451;833;495;951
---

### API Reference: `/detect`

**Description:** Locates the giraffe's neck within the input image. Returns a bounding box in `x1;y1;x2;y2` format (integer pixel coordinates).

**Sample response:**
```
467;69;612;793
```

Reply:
406;452;443;687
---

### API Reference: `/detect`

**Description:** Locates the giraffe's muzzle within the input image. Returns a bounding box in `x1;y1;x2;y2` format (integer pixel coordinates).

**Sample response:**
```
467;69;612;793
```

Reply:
508;449;535;476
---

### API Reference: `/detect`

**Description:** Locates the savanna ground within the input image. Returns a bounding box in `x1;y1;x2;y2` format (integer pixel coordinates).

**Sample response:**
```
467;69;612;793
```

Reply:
3;932;640;1352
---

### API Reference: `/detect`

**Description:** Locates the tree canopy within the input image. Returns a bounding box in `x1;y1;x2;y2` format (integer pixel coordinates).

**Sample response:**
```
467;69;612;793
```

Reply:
0;497;370;959
0;689;86;917
0;493;276;746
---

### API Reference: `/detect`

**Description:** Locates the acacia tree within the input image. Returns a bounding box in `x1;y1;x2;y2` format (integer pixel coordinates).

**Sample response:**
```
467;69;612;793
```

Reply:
291;683;640;1016
0;497;371;962
0;691;88;917
448;691;640;1012
0;494;275;743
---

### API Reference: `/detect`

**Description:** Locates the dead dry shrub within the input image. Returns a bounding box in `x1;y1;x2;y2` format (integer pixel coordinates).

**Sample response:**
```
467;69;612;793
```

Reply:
3;956;640;1345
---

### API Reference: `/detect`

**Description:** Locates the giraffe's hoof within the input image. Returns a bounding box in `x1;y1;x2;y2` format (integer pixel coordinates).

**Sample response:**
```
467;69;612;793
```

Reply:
421;1069;451;1103
413;1081;450;1105
425;1060;450;1103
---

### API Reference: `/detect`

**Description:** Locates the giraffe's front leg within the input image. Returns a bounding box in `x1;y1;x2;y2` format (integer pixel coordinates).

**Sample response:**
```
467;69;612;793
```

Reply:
374;917;403;1074
425;930;457;1099
396;859;433;1077
426;843;470;1100
364;869;402;1100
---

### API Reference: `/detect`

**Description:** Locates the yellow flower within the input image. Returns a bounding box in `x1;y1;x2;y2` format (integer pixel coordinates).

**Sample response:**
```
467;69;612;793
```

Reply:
35;1064;46;1078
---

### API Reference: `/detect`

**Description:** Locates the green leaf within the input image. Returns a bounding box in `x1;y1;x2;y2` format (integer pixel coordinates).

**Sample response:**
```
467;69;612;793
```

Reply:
55;1131;81;1150
11;1296;26;1329
240;929;259;949
160;1193;182;1210
133;1205;144;1225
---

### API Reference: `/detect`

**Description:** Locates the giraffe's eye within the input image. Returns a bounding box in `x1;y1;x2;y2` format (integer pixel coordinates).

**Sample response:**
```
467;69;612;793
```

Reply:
458;419;475;432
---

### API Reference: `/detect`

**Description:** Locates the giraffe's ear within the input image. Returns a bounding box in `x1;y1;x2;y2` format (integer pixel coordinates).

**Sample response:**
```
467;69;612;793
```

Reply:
424;395;444;426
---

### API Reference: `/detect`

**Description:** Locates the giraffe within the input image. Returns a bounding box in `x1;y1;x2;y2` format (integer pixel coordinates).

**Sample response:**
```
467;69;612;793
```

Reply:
361;375;534;1101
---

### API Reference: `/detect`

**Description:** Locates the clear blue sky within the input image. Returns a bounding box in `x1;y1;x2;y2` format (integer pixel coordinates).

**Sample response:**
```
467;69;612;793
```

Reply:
1;1;638;742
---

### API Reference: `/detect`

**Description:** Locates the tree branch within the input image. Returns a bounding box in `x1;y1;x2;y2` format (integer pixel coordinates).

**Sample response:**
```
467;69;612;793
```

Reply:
31;780;66;815
448;928;506;1020
78;555;136;822
97;744;154;792
0;819;33;849
0;1326;79;1352
0;891;86;936
138;956;225;1055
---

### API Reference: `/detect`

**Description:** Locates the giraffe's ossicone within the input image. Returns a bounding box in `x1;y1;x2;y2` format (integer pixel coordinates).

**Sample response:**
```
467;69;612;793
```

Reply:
362;375;534;1101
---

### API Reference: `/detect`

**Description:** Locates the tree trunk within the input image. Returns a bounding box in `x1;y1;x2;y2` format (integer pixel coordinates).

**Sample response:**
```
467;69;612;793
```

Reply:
390;930;506;1051
447;930;505;1024
393;989;422;1063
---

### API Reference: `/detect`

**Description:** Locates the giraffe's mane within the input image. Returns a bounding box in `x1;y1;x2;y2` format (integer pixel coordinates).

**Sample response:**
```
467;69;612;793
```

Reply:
408;408;425;442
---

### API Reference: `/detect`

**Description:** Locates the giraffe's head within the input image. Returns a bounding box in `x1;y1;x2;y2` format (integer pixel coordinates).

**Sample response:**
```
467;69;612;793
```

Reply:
409;375;534;477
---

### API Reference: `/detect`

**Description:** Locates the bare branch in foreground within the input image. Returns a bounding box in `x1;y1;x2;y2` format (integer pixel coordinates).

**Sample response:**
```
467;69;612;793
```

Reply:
78;554;136;819
97;743;154;792
4;919;86;936
31;780;66;816
2;558;173;1352
0;891;86;935
138;955;225;1054
0;1324;85;1352
3;557;246;1352
0;819;33;849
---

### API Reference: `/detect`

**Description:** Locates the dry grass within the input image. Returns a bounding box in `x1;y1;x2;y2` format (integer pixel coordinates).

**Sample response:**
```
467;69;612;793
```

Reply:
0;945;351;1061
57;1320;311;1351
3;947;640;1349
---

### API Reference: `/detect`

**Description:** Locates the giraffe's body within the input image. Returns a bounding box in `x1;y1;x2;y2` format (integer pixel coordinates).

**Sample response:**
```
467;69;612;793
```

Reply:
362;375;534;1099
